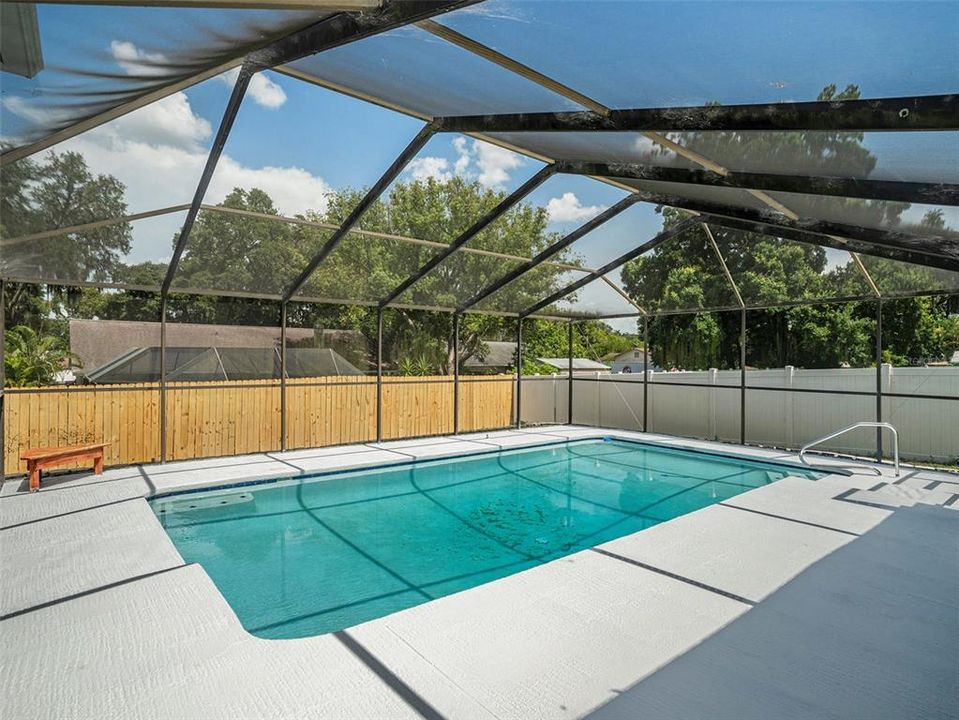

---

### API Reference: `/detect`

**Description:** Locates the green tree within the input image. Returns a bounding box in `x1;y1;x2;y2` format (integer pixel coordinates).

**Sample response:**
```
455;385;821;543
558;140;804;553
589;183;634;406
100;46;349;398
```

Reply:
307;177;572;373
1;150;132;327
4;325;79;387
174;177;585;374
622;84;957;369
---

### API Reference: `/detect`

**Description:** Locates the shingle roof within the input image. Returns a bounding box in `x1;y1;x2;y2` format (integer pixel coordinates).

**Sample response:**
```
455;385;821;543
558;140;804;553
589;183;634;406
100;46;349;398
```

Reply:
537;358;611;371
463;341;517;368
84;346;364;383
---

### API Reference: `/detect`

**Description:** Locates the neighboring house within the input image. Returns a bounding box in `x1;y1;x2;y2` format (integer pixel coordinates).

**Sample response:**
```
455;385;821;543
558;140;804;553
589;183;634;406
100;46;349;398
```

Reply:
537;358;611;374
70;319;368;383
70;319;317;371
462;341;517;372
84;346;363;383
608;347;655;374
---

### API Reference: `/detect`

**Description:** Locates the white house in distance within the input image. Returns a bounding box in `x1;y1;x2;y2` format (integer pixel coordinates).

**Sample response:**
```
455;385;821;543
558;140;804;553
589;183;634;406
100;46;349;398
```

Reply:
607;347;655;374
537;358;611;374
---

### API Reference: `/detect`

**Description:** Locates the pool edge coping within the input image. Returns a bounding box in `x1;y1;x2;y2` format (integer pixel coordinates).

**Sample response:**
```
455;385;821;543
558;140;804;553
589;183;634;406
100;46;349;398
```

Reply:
145;431;840;502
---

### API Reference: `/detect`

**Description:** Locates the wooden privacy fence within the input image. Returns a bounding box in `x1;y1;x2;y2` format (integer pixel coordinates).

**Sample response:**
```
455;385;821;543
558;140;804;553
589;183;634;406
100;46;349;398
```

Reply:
4;382;162;476
3;374;516;475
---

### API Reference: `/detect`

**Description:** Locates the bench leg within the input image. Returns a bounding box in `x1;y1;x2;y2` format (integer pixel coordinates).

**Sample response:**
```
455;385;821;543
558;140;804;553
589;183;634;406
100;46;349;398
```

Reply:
29;463;41;492
94;453;104;475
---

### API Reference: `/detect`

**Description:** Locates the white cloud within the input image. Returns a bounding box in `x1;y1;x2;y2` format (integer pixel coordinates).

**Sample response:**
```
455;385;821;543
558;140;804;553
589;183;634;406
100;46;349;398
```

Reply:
546;192;606;223
220;67;288;109
206;159;331;215
248;74;287;109
110;40;169;77
110;92;212;151
406;156;452;183
2;96;56;126
5;44;324;267
11;83;328;263
112;40;286;109
404;136;525;188
642;133;680;160
60;95;331;219
452;136;471;175
473;140;524;188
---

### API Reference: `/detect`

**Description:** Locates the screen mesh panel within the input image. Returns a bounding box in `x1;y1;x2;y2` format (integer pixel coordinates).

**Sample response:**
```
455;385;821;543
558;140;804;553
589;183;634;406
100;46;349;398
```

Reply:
673;131;959;184
0;70;229;228
471;266;588;316
859;256;959;298
708;225;875;306
171;209;328;297
202;70;426;220
0;0;954;319
283;24;579;118
434;1;958;108
487;132;700;169
552;200;665;271
392;251;527;309
2;210;187;288
550;276;640;319
620;223;742;313
1;4;323;151
299;231;443;305
761;192;958;238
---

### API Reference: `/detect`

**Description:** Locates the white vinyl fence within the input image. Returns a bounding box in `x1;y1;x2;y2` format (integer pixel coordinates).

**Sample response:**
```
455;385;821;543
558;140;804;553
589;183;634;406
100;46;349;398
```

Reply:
521;366;959;464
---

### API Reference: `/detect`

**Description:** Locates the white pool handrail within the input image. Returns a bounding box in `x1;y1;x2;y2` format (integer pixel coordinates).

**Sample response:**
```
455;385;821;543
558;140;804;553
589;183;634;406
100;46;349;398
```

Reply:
799;421;899;477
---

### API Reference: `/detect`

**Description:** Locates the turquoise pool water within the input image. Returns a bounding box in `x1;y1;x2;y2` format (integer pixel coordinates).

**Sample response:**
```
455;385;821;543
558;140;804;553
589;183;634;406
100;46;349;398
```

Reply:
151;439;822;639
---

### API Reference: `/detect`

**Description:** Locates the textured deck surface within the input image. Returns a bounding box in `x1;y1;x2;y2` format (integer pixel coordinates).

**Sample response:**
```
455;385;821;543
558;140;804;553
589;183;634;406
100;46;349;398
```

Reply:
2;426;956;719
588;503;959;720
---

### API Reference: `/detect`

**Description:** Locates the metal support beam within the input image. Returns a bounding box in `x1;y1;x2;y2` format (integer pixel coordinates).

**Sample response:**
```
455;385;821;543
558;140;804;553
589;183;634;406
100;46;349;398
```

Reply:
740;308;747;445
614;286;955;318
701;214;958;273
642;314;649;433
601;275;647;315
437;94;959;134
283;123;437;301
0;60;242;168
1;0;454;168
630;190;959;271
274;58;639;198
201;203;595;269
453;313;460;435
418;19;609;114
248;0;479;69
15;2;384;10
280;301;288;451
702;224;744;309
567;321;574;425
161;65;253;296
159;295;168;463
515;318;523;428
562;161;959;207
376;308;383;442
850;252;882;298
1;205;192;248
457;195;639;312
520;218;703;318
380;164;558;308
876;300;883;460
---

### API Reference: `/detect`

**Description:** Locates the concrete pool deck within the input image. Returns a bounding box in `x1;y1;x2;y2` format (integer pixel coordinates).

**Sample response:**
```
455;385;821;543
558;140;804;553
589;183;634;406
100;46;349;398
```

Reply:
1;426;957;719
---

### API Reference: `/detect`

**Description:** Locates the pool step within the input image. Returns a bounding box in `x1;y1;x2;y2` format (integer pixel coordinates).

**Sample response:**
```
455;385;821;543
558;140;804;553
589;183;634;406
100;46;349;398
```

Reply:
837;482;958;511
154;491;255;514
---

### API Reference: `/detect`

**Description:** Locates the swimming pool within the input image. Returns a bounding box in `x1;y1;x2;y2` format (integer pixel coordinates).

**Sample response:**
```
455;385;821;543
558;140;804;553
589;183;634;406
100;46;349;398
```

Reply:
151;438;823;639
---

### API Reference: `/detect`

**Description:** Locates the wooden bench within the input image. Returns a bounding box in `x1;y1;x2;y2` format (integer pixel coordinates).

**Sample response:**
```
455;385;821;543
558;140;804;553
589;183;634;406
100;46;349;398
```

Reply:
21;443;107;492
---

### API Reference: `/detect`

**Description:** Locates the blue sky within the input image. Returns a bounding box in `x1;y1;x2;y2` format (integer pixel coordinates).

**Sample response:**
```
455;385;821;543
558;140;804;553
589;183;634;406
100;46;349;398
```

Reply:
3;1;957;328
